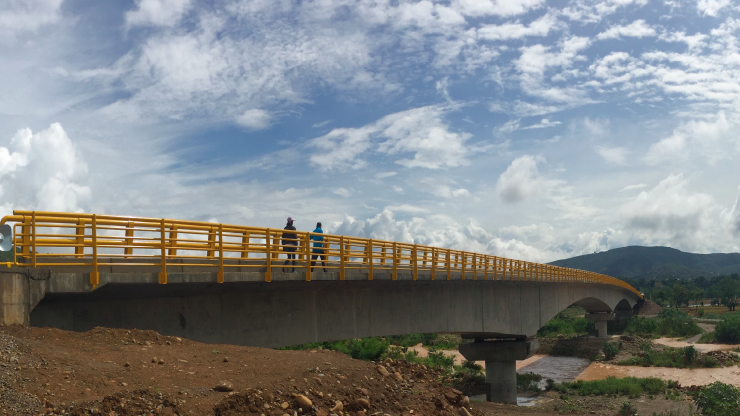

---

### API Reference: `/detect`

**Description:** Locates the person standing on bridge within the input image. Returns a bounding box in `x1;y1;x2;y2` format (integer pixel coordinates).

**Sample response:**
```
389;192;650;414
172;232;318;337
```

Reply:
282;217;297;273
310;222;328;273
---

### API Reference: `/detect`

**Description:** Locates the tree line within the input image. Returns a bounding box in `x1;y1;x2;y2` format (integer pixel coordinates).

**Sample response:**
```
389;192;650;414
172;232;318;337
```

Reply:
625;273;740;310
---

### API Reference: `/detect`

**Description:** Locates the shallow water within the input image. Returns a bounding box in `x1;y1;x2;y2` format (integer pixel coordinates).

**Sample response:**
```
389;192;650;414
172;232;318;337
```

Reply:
517;355;592;384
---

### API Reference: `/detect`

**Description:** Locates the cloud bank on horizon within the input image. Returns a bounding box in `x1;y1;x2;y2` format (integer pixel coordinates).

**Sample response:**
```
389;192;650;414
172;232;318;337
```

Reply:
1;0;740;262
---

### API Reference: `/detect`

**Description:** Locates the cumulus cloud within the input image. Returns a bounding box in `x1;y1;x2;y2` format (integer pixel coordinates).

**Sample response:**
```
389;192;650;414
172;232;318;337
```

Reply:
0;0;63;41
236;109;272;131
621;174;721;251
596;20;656;40
563;0;649;23
310;106;473;171
125;0;193;27
451;0;546;17
495;155;543;203
645;111;738;165
620;184;648;192
477;11;560;41
0;123;90;216
697;0;731;16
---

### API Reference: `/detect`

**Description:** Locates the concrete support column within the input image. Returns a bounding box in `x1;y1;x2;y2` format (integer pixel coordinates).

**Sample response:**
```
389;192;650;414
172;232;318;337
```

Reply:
0;272;30;325
459;339;539;404
586;313;615;338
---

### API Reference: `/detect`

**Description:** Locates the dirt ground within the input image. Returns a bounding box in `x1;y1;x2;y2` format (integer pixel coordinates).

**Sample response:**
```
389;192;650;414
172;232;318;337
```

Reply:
0;325;704;416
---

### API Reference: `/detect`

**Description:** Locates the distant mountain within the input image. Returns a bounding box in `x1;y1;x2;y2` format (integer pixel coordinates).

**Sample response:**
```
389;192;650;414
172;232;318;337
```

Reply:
549;246;740;280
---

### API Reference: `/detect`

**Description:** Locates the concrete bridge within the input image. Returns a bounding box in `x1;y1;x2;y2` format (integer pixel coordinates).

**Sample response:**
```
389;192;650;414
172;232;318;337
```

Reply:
0;211;643;404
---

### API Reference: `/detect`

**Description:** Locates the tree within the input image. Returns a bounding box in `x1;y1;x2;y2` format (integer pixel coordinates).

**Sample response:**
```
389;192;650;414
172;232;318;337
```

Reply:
672;284;690;308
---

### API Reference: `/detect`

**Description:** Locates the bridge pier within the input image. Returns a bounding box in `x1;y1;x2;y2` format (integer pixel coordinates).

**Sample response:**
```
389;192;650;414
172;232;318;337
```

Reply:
459;339;539;404
586;313;615;337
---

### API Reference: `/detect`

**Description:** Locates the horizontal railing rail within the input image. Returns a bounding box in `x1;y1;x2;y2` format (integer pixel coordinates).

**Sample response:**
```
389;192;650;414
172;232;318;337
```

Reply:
0;210;642;297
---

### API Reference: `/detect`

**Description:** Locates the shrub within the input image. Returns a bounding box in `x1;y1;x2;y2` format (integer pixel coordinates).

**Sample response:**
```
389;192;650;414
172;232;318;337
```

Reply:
684;346;698;365
536;312;591;338
617;401;637;416
461;360;483;373
517;372;542;392
698;309;706;318
603;342;619;360
624;310;702;338
696;382;740;416
715;318;740;343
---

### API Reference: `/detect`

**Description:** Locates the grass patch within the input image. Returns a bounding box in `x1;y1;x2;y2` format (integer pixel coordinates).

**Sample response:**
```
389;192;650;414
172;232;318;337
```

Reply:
280;337;390;361
555;377;667;398
617;344;720;368
517;372;543;392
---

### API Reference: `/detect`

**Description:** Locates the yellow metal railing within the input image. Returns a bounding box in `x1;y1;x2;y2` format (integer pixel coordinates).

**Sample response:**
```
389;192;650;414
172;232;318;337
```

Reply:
0;211;642;297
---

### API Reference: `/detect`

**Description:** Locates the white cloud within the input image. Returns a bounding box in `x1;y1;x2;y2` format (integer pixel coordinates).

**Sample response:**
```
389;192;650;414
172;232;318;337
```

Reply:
621;174;727;252
0;123;90;216
497;119;521;134
376;172;397;179
452;0;546;17
697;0;731;16
563;0;649;23
658;31;708;51
392;185;404;193
126;0;193;27
645;111;738;165
620;184;648;192
477;12;560;41
522;118;561;129
236;109;272;131
495;155;543;203
310;106;473;171
333;188;351;198
0;0;63;41
595;146;629;165
596;20;656;40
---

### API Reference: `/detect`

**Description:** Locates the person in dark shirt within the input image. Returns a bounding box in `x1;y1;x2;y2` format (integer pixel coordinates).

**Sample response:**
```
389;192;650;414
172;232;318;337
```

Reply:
282;217;297;273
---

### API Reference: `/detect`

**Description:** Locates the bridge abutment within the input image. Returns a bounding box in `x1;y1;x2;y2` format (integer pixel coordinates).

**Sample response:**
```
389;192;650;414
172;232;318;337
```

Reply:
586;313;615;338
458;339;539;404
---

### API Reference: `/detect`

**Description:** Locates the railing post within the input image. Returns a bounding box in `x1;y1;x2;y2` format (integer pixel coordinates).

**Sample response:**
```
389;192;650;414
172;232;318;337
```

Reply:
217;224;224;283
517;260;521;281
124;221;134;259
168;224;178;256
31;211;37;269
422;249;428;268
412;244;418;281
265;228;272;282
392;242;397;280
21;222;30;257
75;219;85;258
241;230;249;259
431;247;436;280
367;239;373;280
483;255;488;280
472;253;477;280
447;249;451;280
207;226;216;258
461;252;465;280
90;214;100;286
305;233;311;282
340;236;346;281
158;218;167;284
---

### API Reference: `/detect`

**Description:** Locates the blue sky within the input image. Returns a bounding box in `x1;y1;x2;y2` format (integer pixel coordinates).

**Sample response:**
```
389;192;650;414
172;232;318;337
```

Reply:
1;0;740;261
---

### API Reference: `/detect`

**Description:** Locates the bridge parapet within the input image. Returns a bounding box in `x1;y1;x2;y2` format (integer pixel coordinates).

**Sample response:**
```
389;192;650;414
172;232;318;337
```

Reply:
0;210;641;295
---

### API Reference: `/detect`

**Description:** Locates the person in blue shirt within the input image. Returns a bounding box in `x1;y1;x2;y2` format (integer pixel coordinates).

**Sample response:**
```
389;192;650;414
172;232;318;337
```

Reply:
310;222;328;272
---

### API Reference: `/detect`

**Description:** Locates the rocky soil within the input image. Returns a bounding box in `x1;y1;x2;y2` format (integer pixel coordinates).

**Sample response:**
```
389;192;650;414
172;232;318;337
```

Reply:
0;325;480;416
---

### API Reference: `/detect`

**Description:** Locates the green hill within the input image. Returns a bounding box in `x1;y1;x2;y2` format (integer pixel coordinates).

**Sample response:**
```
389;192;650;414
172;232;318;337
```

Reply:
549;246;740;280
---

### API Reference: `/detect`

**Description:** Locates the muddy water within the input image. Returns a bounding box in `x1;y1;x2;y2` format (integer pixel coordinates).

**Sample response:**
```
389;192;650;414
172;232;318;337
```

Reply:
517;355;592;384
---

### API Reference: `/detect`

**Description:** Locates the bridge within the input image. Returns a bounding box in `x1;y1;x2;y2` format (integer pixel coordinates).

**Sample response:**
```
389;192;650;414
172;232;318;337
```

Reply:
0;210;642;404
